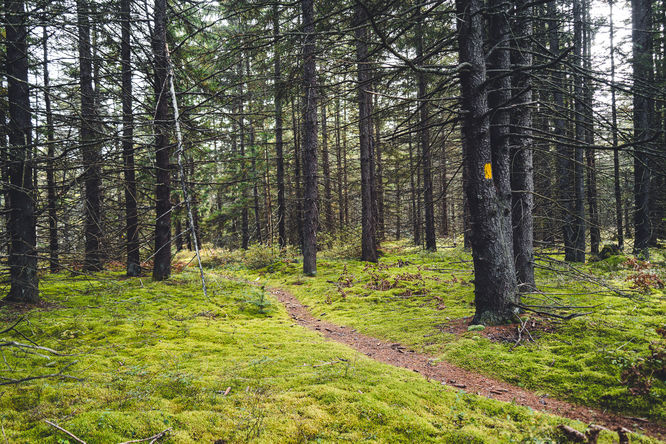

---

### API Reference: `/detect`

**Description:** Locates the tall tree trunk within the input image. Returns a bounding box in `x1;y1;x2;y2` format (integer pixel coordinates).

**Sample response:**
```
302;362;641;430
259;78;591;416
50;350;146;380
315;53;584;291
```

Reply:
250;124;262;244
301;0;318;275
439;137;448;237
274;4;286;248
609;0;624;250
238;61;249;249
631;0;654;258
510;0;535;289
121;0;140;276
4;0;38;303
374;94;385;241
43;26;59;273
335;93;344;231
355;3;378;262
396;157;402;240
78;0;103;271
409;136;419;245
456;0;518;325
416;13;436;251
572;0;586;262
487;0;513;261
321;97;334;233
549;1;575;261
152;0;171;280
583;0;600;255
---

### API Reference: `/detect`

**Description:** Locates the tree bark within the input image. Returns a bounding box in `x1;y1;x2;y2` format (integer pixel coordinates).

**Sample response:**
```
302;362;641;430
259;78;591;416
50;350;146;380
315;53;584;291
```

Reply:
121;0;140;276
571;0;586;262
487;0;513;260
301;0;318;275
43;26;59;273
4;0;38;303
77;0;103;271
321;97;334;233
416;12;436;251
152;0;172;280
456;0;518;325
631;0;654;258
510;0;535;289
355;3;378;262
609;0;624;250
274;4;286;248
582;0;599;255
374;94;385;242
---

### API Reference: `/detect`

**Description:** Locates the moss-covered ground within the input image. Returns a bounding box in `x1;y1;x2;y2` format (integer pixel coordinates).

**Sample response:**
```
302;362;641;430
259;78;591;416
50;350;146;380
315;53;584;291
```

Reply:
3;268;637;443
208;240;666;426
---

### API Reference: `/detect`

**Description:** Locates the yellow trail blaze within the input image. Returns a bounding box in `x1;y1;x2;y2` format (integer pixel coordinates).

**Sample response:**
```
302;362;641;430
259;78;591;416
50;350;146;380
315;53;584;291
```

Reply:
484;163;492;179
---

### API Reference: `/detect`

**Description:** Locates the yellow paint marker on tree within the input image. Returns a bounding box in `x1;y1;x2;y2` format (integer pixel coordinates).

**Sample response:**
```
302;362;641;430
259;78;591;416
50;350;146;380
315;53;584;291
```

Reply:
484;163;492;179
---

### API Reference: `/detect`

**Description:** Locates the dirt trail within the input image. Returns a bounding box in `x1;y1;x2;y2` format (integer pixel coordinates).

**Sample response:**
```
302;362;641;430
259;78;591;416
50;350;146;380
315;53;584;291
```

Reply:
268;286;666;441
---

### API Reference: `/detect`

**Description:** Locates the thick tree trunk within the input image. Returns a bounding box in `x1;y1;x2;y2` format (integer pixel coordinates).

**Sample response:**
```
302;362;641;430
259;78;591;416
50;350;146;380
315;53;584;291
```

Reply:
152;0;171;280
121;0;140;276
456;0;518;325
355;4;378;262
416;14;436;251
609;0;624;250
487;0;513;260
274;4;286;248
301;0;318;275
510;0;535;289
549;1;575;261
583;0;599;255
77;0;103;271
631;0;654;258
4;0;38;303
43;26;59;273
571;0;587;262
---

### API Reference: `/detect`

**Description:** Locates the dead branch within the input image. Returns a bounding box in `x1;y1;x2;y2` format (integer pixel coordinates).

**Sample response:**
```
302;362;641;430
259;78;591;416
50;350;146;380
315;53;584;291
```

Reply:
0;340;71;356
0;360;82;386
0;317;24;335
557;424;586;442
117;428;172;444
44;419;87;444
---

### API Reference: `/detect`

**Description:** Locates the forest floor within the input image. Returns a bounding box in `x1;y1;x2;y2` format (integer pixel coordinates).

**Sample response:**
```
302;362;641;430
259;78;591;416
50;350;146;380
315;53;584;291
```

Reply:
0;240;664;443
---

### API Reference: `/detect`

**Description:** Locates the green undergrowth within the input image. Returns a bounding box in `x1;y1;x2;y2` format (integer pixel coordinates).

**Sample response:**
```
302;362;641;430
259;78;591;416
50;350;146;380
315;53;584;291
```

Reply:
212;241;666;425
0;270;629;443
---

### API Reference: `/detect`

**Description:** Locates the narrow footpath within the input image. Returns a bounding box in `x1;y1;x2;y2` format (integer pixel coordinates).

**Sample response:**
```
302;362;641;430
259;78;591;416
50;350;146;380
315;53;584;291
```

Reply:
269;286;665;441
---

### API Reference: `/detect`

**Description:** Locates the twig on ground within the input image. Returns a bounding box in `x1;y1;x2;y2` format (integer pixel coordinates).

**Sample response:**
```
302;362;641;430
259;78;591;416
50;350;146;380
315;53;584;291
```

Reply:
0;360;82;386
117;428;172;444
43;419;87;444
0;317;24;335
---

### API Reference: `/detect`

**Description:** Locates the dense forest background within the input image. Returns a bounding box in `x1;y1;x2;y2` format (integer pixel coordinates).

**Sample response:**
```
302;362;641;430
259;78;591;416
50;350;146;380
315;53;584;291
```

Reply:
1;0;665;320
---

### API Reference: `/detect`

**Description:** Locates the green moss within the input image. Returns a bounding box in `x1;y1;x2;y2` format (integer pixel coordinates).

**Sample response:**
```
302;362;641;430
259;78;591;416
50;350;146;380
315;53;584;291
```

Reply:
1;269;626;443
220;241;666;424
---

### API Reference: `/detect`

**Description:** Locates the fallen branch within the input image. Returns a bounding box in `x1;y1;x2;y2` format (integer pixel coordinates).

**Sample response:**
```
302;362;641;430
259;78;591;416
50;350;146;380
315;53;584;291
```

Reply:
0;317;24;335
43;419;87;444
0;360;82;386
556;424;585;442
117;427;172;444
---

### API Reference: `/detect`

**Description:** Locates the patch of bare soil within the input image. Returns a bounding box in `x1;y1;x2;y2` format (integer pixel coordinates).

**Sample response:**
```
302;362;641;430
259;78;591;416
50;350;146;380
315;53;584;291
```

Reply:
269;286;666;441
436;315;559;346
